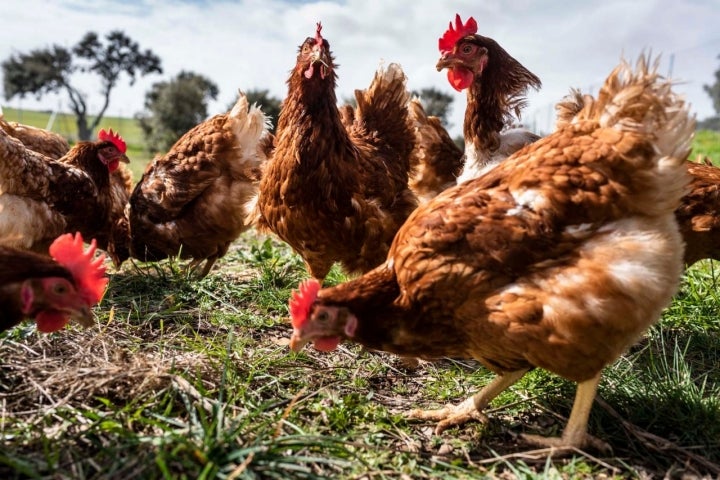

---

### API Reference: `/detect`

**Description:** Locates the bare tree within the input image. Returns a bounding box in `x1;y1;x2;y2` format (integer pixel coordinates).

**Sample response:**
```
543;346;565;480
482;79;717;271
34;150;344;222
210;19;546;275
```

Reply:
2;31;162;140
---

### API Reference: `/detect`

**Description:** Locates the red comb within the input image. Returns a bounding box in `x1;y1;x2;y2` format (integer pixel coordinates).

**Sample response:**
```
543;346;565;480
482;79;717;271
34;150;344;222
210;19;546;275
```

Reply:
98;128;127;154
49;232;108;306
289;279;321;328
439;14;478;54
314;22;323;47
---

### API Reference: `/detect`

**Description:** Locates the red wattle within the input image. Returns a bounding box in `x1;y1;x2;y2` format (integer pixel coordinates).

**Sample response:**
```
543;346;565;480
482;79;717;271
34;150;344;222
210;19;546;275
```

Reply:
313;336;340;351
447;67;473;91
35;311;70;333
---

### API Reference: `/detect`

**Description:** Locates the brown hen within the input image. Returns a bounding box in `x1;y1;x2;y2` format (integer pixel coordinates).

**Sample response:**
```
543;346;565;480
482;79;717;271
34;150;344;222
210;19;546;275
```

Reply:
288;55;693;450
252;23;417;281
676;159;720;264
437;14;542;182
0;127;129;258
127;91;269;277
0;117;134;266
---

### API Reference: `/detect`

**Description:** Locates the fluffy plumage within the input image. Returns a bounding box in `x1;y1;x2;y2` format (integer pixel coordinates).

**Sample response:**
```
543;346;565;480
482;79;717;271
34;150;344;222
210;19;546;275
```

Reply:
252;24;417;281
406;98;464;202
127;91;269;277
557;91;720;266
289;55;693;450
674;158;720;265
0;115;70;160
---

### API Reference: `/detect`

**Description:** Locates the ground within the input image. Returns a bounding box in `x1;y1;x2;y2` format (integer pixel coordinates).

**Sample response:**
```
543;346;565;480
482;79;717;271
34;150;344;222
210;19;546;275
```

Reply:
1;233;718;479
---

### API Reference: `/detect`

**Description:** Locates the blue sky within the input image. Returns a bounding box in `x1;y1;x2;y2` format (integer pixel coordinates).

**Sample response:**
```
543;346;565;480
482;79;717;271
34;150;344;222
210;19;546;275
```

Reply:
1;0;718;136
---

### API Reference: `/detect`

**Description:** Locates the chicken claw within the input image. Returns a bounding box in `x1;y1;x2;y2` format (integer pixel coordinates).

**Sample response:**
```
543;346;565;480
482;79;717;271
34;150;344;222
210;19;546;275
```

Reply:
520;432;611;454
406;397;489;434
520;374;610;453
406;369;528;435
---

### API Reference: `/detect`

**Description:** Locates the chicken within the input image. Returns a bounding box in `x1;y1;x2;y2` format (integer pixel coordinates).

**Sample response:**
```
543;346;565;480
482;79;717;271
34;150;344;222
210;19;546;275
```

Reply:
406;98;464;203
0;126;130;258
0;232;108;333
676;159;720;264
0;115;70;160
252;23;417;281
127;91;269;277
436;14;542;183
288;55;693;450
0;118;134;267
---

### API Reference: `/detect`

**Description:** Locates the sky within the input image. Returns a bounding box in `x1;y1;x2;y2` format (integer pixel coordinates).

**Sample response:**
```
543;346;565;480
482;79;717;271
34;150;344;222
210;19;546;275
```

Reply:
0;0;718;137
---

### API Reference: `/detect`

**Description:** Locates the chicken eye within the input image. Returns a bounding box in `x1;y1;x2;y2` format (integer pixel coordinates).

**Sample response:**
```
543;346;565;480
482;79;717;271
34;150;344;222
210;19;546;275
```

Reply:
316;310;330;323
53;283;69;295
461;44;474;55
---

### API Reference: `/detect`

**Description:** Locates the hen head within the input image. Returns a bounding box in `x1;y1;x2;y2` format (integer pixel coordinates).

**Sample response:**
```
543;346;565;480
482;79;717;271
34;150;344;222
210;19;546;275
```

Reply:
96;128;130;172
288;279;358;352
436;14;490;92
20;277;93;333
295;22;334;82
20;232;108;333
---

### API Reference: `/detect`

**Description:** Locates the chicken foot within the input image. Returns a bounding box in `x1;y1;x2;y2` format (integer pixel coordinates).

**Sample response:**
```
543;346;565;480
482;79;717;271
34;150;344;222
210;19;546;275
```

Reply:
188;256;218;278
521;372;610;453
406;368;529;434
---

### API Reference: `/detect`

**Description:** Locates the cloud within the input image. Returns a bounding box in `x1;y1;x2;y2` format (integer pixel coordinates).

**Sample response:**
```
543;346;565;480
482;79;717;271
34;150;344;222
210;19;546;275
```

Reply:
1;0;718;137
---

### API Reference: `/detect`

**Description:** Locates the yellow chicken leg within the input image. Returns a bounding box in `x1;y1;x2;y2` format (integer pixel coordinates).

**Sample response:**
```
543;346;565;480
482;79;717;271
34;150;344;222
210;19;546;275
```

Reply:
521;372;610;452
406;369;528;434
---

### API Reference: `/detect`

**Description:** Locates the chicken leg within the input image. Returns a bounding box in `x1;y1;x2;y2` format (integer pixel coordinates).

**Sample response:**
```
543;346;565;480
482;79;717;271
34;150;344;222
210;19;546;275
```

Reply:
406;368;529;434
521;372;610;452
188;255;218;278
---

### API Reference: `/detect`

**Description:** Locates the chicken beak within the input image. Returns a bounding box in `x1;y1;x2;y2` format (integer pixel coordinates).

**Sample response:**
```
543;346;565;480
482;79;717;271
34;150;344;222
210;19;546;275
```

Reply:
71;305;95;328
289;330;309;352
436;54;455;72
311;47;331;76
119;153;130;164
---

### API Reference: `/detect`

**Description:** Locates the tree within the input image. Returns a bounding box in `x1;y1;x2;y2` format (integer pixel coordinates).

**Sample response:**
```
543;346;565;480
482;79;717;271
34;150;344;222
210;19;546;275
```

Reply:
2;31;162;141
136;71;219;153
704;54;720;116
244;89;282;133
411;87;454;127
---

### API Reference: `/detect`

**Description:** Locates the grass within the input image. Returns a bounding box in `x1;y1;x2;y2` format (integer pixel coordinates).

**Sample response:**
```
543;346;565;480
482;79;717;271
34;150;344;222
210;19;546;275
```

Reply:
1;233;719;479
0;109;719;478
693;130;720;165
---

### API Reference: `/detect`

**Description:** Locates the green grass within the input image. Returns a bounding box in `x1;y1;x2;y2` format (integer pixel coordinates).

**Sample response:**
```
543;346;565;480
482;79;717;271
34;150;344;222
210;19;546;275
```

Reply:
1;234;719;479
692;129;720;165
